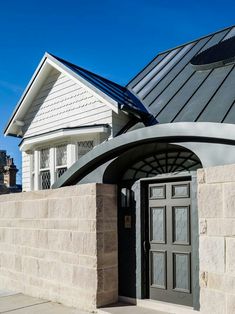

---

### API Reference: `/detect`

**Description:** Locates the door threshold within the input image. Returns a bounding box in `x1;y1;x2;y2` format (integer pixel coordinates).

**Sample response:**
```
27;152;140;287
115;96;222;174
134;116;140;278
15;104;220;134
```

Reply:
137;299;199;314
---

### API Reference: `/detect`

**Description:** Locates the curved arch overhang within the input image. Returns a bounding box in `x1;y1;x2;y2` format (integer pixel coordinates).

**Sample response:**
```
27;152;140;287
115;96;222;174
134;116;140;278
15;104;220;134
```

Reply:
52;122;235;188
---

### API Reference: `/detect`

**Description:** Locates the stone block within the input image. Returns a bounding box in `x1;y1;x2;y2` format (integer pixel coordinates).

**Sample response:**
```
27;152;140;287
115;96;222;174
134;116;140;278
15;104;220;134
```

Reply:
104;231;117;253
96;184;117;196
72;195;97;219
207;272;235;294
226;238;235;274
98;252;118;269
97;290;118;307
103;267;118;291
21;200;48;218
199;236;225;273
72;266;97;291
102;195;117;219
206;218;235;237
0;201;21;218
83;232;97;256
200;288;226;314
48;198;72;218
227;294;235;314
198;184;223;218
72;232;84;254
22;257;39;276
205;164;235;184
224;183;235;218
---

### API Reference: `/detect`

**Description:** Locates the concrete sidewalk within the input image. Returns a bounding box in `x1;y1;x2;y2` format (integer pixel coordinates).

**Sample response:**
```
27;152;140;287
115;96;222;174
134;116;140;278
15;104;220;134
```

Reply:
0;291;88;314
0;291;170;314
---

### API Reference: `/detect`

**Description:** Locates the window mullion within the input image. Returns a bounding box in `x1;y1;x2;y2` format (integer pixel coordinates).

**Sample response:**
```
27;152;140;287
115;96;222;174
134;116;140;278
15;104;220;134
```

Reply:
34;150;39;191
50;147;55;186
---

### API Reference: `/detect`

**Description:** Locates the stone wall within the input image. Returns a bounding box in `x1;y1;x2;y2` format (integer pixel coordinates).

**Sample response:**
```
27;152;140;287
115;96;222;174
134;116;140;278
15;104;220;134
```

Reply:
0;184;118;310
198;165;235;314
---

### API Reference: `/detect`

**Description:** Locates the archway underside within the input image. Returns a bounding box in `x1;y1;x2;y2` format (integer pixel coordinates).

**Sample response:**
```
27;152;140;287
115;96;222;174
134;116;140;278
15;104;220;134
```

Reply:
103;143;202;184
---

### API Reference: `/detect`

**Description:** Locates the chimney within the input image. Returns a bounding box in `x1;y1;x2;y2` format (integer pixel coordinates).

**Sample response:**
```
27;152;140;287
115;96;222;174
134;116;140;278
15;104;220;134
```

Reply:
4;156;18;187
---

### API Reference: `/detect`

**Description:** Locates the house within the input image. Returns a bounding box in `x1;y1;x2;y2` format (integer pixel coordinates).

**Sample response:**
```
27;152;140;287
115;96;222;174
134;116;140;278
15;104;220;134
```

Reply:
3;25;235;313
0;150;21;194
4;53;155;192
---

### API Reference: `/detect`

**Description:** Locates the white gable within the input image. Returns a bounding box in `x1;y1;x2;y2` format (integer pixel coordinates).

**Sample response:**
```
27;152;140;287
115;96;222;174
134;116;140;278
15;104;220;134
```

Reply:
22;68;113;137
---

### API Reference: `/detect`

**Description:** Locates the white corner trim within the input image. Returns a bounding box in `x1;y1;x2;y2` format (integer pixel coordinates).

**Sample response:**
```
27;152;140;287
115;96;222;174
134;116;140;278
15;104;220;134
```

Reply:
20;126;109;152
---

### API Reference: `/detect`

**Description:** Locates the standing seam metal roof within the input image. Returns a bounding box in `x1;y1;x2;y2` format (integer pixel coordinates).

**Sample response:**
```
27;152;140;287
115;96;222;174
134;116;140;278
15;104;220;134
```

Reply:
51;55;156;125
127;25;235;124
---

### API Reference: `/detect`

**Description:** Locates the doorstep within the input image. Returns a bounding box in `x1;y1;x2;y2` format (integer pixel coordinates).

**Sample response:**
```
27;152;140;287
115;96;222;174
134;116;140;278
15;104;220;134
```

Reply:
98;297;200;314
137;299;199;314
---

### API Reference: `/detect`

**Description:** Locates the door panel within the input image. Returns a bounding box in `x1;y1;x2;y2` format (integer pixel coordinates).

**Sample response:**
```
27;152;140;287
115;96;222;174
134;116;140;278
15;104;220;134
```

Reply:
148;180;192;306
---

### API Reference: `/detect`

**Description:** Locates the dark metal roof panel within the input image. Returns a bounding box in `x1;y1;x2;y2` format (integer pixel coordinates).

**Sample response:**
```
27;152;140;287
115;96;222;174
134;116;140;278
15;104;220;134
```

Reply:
127;25;235;124
51;55;155;124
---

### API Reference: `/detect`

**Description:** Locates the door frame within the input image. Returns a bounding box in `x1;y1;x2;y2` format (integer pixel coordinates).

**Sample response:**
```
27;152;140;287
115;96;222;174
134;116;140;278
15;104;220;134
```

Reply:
134;172;200;310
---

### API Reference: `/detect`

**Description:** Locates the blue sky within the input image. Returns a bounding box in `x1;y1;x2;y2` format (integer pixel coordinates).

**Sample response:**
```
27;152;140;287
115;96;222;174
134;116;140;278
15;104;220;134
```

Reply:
0;0;234;183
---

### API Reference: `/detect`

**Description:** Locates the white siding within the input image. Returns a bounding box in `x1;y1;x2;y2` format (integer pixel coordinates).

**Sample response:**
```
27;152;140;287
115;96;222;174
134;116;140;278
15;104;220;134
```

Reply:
23;69;113;137
22;151;31;192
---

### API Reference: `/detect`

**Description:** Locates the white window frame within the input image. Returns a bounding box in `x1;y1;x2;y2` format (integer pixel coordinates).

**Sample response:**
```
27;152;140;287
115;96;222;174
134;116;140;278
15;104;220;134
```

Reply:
28;134;104;191
39;147;51;190
55;144;68;180
30;152;35;191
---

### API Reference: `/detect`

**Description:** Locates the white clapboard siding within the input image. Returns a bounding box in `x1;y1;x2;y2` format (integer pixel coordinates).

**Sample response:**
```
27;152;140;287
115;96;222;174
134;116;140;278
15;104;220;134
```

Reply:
23;69;114;137
22;152;31;191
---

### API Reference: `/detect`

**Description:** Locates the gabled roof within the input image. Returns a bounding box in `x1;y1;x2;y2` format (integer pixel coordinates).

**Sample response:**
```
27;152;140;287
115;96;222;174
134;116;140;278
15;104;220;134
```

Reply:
4;53;155;137
51;55;155;124
127;25;235;124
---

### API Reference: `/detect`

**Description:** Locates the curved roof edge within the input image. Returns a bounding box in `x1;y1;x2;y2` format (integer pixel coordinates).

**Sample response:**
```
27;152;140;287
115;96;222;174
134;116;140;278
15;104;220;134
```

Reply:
52;122;235;188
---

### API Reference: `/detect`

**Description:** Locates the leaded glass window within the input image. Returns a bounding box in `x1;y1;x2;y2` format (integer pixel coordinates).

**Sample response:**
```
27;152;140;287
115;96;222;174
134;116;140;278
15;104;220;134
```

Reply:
40;148;50;170
77;140;93;159
56;145;67;166
40;148;50;189
56;144;67;180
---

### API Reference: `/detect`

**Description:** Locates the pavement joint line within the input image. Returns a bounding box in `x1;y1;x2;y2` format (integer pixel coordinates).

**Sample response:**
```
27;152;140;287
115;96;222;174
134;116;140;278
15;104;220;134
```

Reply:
0;294;21;298
0;300;51;313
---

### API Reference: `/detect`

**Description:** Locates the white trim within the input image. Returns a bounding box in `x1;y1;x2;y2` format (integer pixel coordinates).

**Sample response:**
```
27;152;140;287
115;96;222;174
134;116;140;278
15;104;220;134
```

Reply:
49;147;55;186
67;143;76;167
34;150;39;191
20;126;109;151
5;53;119;136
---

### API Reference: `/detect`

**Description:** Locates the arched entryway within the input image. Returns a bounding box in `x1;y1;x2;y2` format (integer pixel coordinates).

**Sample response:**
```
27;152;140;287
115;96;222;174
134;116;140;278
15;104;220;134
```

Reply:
104;143;202;308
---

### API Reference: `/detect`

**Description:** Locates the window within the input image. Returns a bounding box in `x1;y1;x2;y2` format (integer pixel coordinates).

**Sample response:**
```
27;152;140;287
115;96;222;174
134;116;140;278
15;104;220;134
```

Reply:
55;144;67;179
77;140;93;160
39;148;50;190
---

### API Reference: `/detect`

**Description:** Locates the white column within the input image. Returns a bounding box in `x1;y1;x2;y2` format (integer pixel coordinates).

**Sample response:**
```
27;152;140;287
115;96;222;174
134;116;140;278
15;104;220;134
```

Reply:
50;147;55;187
67;143;76;167
34;150;39;191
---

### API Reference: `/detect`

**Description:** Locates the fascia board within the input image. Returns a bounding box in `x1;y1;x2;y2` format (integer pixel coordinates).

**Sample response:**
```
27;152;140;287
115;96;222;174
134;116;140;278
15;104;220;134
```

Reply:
19;126;109;151
4;53;49;136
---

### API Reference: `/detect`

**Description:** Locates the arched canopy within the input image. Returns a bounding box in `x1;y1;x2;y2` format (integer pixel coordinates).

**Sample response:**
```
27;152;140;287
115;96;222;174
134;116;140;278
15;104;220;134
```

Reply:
52;122;235;188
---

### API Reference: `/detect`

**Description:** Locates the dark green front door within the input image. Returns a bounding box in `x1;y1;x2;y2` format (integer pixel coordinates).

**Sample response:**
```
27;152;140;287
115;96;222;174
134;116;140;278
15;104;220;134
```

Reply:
148;180;192;306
